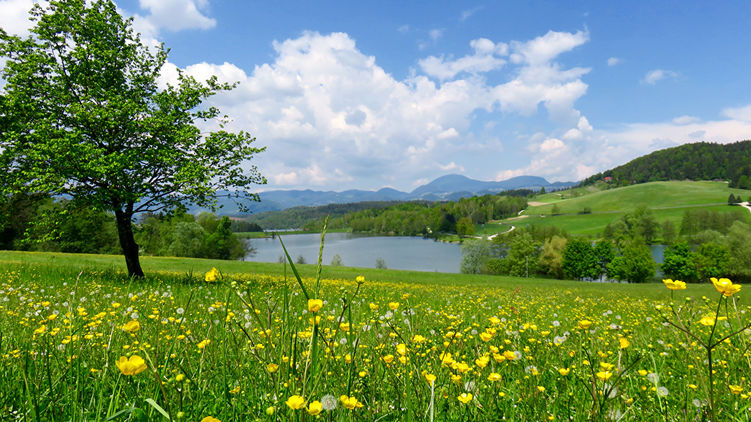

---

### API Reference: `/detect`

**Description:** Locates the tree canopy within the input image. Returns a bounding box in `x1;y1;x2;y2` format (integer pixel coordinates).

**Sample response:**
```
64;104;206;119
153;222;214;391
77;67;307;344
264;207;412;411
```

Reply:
0;0;265;276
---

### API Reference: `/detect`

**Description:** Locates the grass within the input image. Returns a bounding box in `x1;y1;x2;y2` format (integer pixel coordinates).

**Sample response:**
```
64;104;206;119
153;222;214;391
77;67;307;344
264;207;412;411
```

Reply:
1;249;750;420
505;181;751;236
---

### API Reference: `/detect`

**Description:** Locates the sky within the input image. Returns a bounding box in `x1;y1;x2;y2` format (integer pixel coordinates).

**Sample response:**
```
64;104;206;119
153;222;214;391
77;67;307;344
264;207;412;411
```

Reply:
2;0;751;192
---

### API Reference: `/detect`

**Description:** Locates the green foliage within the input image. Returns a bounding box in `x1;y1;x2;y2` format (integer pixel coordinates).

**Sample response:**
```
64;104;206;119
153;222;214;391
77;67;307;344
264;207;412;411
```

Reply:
330;254;343;266
661;242;697;282
456;216;475;237
230;220;263;232
607;241;655;283
580;140;751;187
537;235;567;279
460;238;492;274
693;242;731;281
680;209;748;237
603;206;660;245
137;213;247;260
0;0;264;276
561;238;600;280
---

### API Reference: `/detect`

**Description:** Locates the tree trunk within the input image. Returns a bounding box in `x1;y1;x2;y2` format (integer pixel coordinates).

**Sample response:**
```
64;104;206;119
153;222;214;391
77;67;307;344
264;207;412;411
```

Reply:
115;209;144;278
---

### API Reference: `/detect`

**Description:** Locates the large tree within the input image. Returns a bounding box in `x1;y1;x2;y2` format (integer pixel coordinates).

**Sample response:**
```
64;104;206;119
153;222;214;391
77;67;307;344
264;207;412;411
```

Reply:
0;0;265;277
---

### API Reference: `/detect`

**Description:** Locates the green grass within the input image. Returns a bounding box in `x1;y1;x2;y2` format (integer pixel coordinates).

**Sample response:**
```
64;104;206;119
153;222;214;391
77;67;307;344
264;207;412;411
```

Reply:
505;181;751;236
1;250;750;420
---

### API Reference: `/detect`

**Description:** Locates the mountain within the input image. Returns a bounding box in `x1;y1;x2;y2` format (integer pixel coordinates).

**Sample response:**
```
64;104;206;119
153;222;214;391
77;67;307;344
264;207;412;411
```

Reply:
198;174;576;215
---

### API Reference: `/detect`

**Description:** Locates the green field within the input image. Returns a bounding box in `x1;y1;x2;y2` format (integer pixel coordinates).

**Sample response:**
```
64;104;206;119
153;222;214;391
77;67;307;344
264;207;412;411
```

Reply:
1;250;750;420
503;181;751;236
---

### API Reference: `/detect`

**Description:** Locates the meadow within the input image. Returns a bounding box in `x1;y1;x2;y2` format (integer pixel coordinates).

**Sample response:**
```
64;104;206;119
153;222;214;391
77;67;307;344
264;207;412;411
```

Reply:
1;249;750;421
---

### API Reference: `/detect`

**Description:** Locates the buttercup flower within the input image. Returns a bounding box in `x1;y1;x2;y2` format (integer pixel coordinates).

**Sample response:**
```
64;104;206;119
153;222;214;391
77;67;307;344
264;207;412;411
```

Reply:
201;417;220;422
286;395;306;410
205;267;220;282
115;355;147;375
308;298;323;312
122;320;140;333
710;277;741;297
578;320;593;330
662;279;687;290
425;373;436;385
307;400;323;415
457;393;473;404
340;395;363;410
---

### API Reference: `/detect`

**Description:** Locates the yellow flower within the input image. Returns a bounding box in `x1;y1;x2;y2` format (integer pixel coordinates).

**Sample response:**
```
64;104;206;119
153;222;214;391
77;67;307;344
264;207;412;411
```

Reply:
558;368;570;376
412;334;426;343
201;417;220;422
197;339;211;349
266;363;279;373
176;374;185;382
122;320;141;333
479;331;493;342
286;395;306;410
115;355;148;376
33;325;46;336
537;386;546;392
265;406;275;415
596;371;613;381
307;400;323;415
699;315;727;326
730;385;743;394
710;277;742;297
457;393;473;404
356;275;365;283
229;386;241;394
577;320;593;330
340;395;363;410
388;302;400;310
382;354;394;364
308;298;323;312
662;279;687;290
425;373;436;385
204;267;220;282
369;303;379;311
619;336;630;349
487;372;501;382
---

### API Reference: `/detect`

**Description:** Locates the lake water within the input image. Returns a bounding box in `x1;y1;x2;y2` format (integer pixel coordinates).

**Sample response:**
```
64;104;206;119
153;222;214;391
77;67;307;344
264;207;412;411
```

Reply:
243;233;666;275
243;232;462;273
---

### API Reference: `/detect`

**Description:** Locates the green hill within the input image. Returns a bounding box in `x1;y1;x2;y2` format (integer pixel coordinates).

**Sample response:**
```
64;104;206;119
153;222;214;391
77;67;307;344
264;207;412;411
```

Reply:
506;181;751;236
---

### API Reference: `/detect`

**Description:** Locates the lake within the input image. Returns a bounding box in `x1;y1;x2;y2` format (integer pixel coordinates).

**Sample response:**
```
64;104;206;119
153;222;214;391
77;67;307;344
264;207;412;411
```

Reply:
243;232;462;273
243;233;666;275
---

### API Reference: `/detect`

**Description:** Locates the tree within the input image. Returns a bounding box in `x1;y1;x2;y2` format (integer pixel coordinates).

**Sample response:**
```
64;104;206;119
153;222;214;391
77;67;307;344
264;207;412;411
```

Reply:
661;242;697;282
460;239;492;274
561;238;599;280
0;0;265;277
456;216;475;237
607;241;655;283
538;235;567;279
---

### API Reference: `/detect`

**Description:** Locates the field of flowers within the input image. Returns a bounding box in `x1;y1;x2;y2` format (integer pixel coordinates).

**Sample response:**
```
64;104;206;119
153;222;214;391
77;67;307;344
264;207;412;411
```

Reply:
1;258;750;421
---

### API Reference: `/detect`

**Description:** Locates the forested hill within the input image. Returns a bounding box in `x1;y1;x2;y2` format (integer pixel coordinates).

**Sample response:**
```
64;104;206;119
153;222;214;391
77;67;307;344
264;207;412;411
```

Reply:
581;140;751;188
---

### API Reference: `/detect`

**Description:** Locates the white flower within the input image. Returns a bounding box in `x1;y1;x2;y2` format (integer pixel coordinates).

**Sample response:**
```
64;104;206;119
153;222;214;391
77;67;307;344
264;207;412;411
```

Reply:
321;394;337;411
657;386;669;397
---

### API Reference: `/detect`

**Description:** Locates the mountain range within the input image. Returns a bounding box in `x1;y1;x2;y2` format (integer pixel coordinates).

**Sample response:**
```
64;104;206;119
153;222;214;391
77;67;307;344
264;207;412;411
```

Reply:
204;174;576;215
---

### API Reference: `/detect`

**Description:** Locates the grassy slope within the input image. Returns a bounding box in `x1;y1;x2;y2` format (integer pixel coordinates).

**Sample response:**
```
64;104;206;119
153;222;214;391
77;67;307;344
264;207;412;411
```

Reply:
0;249;731;302
504;181;751;236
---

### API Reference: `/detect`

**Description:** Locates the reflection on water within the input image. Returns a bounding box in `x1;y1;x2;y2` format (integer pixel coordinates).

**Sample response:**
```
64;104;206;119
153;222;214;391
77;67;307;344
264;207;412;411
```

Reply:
244;232;461;273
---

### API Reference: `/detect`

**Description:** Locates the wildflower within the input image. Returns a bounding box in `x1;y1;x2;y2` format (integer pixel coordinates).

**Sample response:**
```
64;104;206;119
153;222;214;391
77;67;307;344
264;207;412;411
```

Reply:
487;372;501;382
698;315;727;326
122;320;140;333
382;354;394;364
266;363;279;373
286;395;306;410
425;373;436;385
197;339;211;349
558;368;570;376
657;386;669;397
369;302;379;311
710;277;741;297
176;374;185;382
729;385;743;394
412;334;426;343
537;386;546;392
479;331;493;342
662;279;686;290
340;395;363;409
229;386;241;394
321;394;338;411
457;393;473;404
356;275;365;283
201;417;220;422
388;302;400;310
265;407;275;415
308;298;323;312
596;371;613;381
307;401;323;415
115;355;147;376
204;267;220;282
618;336;630;349
578;320;593;330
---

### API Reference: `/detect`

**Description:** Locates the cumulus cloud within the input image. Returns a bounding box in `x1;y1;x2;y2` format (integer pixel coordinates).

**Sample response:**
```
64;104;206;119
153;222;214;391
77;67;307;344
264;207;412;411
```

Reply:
722;104;751;122
0;0;36;36
418;38;508;80
429;28;444;41
643;69;678;85
460;6;483;22
136;0;215;32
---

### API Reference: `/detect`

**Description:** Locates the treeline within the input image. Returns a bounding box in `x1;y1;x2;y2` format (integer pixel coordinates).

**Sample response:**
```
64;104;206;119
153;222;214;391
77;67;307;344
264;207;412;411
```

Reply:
242;201;404;230
462;206;751;283
0;193;248;259
580;140;751;188
306;192;529;237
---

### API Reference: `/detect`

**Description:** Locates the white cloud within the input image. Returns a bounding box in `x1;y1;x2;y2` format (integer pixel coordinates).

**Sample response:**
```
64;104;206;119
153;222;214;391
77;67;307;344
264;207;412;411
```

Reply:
539;137;566;152
607;57;621;66
0;0;36;36
135;0;215;33
418;38;507;80
722;104;751;122
672;115;700;125
429;28;444;41
439;162;465;172
460;6;483;22
643;69;678;85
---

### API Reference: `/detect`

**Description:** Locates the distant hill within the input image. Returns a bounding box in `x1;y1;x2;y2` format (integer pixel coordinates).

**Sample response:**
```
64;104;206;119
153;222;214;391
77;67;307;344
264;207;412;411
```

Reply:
200;174;575;215
580;140;751;188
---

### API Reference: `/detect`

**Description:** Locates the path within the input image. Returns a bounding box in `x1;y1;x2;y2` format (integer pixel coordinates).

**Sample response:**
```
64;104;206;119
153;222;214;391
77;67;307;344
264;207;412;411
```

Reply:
739;201;751;214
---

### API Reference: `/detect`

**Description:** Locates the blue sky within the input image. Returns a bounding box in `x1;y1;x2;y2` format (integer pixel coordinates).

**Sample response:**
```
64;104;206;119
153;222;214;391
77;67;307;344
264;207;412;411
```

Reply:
3;0;751;192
